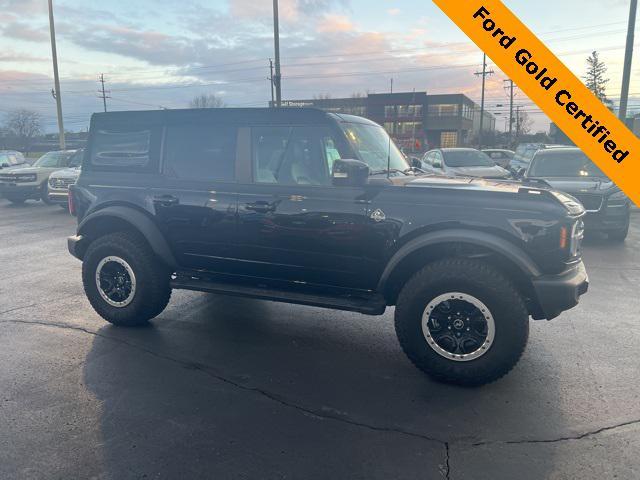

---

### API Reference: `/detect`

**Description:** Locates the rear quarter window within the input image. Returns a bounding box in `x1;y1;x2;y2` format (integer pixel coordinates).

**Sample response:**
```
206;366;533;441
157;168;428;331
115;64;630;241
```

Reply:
89;126;161;172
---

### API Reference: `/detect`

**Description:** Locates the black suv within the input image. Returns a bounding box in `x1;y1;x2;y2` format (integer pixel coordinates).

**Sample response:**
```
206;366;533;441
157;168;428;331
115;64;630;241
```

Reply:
68;108;589;386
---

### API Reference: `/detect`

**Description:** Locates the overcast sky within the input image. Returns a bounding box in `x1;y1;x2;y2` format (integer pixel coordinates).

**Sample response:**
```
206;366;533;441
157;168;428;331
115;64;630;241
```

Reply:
0;0;638;133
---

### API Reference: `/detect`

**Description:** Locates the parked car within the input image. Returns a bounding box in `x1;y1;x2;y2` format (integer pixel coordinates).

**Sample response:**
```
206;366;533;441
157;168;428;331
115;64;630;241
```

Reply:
0;150;27;170
47;150;83;208
0;150;77;204
510;143;572;174
524;147;631;242
67;108;588;386
417;148;511;178
481;149;514;168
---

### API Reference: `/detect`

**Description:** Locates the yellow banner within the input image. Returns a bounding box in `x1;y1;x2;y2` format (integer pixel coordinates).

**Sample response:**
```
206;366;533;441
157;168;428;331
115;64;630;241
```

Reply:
433;0;640;207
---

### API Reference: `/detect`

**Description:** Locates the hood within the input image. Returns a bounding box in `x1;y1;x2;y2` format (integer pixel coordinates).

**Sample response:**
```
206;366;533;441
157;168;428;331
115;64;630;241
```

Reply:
50;167;81;180
0;166;39;175
533;177;615;194
449;165;510;178
406;174;523;193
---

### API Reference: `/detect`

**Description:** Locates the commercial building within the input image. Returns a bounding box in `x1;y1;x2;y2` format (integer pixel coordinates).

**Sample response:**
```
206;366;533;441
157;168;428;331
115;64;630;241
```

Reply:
277;91;496;152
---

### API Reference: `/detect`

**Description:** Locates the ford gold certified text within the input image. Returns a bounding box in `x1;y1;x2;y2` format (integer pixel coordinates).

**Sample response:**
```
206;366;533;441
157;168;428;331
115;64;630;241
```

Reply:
472;6;629;164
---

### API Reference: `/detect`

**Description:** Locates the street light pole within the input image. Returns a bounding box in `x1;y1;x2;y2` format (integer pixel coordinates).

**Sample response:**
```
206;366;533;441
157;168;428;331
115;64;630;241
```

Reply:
272;0;282;107
619;0;637;121
47;0;65;150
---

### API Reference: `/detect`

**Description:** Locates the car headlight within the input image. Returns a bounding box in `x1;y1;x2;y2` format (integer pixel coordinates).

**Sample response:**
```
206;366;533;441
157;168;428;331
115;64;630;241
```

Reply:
15;174;37;182
570;219;584;257
608;190;628;205
551;190;584;215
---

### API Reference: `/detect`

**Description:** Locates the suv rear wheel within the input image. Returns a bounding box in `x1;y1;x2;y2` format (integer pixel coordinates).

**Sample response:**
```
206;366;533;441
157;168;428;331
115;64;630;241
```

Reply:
395;258;529;386
82;232;171;326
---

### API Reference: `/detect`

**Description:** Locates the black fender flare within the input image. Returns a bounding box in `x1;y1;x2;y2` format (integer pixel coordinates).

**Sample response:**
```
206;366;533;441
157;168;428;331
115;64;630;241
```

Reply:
377;229;542;292
77;205;178;268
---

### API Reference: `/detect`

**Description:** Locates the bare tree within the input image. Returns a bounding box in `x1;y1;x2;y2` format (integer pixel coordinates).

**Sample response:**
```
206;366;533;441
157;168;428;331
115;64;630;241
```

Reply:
189;94;225;109
312;93;332;100
4;109;42;154
516;110;533;137
583;51;613;107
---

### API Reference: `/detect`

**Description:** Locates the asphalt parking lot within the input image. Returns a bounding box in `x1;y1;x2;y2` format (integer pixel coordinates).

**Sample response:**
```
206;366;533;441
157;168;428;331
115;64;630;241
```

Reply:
1;199;639;480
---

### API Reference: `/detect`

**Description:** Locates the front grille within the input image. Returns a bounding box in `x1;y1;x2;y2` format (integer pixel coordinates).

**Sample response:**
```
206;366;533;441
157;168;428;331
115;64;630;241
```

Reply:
572;193;603;212
49;177;75;189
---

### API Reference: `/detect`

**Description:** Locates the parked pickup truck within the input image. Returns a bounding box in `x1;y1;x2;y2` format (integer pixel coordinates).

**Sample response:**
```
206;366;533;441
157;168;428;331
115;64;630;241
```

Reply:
68;108;589;386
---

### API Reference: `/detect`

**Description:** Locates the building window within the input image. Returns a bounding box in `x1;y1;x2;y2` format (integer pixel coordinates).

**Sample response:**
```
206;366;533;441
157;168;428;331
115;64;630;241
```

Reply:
408;105;423;117
440;131;458;148
462;104;473;120
384;105;396;117
383;122;395;134
428;104;460;117
397;122;423;135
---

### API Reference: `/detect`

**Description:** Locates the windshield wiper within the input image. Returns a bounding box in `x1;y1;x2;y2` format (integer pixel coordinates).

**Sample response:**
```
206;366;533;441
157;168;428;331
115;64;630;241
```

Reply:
369;168;407;176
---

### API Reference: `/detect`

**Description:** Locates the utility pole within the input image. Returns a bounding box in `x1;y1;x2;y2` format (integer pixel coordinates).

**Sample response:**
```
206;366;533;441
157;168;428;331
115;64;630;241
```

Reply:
619;0;637;121
475;54;494;149
504;79;515;147
515;105;522;142
98;74;110;112
390;78;394;94
269;59;275;106
272;0;282;107
47;0;65;149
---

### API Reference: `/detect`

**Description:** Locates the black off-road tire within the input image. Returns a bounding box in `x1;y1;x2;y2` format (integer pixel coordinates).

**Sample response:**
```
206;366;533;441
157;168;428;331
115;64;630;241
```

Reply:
6;196;26;204
607;221;629;243
394;258;529;387
41;182;54;205
82;232;172;326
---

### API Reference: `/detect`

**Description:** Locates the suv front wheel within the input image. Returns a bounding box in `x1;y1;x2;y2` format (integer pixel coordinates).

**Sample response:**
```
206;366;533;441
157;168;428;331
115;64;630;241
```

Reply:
82;232;172;326
395;258;529;386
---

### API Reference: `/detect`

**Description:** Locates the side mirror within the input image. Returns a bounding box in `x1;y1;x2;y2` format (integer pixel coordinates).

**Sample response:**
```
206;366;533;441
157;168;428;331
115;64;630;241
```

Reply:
332;159;370;186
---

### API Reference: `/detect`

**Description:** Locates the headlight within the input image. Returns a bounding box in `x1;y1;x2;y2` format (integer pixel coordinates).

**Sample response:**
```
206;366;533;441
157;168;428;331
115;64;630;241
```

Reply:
15;174;37;182
570;219;584;257
608;190;628;205
551;191;584;215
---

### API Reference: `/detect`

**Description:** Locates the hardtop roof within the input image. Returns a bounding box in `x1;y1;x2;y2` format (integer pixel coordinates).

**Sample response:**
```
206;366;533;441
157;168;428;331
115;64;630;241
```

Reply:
90;107;349;127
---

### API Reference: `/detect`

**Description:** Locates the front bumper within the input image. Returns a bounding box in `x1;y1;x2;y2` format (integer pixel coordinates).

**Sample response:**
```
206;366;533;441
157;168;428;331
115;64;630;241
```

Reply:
583;206;630;232
68;235;86;260
531;261;589;320
48;188;69;204
0;182;40;199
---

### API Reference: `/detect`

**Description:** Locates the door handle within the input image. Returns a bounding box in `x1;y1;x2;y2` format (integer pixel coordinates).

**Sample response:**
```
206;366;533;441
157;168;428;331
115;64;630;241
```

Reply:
153;194;179;207
245;201;276;213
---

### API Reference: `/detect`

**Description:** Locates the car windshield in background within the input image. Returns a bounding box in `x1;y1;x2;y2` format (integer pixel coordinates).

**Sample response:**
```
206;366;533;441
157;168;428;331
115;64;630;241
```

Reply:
0;154;19;166
529;152;607;178
341;123;409;173
513;146;539;163
68;151;84;168
34;151;73;168
445;150;495;167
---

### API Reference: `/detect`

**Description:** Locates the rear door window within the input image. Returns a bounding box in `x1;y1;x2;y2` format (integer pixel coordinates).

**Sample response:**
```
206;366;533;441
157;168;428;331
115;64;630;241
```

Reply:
163;124;237;182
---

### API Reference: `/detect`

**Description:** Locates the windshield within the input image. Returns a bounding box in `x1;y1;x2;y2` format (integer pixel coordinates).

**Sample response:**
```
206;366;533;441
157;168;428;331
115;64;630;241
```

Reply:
68;150;84;168
513;145;540;163
0;153;21;166
341;122;409;173
444;150;495;168
34;151;74;168
529;152;607;178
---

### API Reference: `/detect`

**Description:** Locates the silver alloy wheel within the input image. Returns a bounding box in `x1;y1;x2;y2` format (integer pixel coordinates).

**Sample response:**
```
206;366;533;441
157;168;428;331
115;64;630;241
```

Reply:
422;292;495;362
95;256;137;308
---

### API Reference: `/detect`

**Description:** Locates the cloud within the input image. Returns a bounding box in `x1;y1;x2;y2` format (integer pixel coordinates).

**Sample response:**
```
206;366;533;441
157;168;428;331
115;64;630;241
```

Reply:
316;14;354;33
0;21;49;42
0;51;47;62
387;8;401;16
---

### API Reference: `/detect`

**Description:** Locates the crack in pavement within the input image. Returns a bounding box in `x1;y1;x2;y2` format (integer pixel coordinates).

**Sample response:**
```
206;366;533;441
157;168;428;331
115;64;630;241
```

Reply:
0;293;80;317
2;318;640;460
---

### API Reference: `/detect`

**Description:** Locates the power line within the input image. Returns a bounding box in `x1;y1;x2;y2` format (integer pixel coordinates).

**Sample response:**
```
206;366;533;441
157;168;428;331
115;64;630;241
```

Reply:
98;74;111;112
